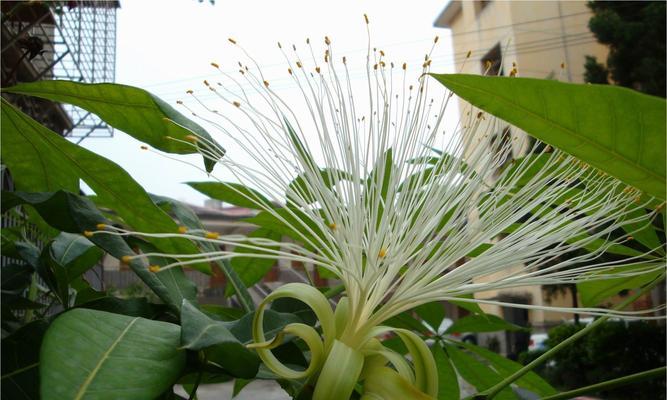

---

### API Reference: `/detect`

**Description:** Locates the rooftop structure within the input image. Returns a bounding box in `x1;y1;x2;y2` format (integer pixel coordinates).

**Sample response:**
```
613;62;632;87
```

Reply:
2;1;119;141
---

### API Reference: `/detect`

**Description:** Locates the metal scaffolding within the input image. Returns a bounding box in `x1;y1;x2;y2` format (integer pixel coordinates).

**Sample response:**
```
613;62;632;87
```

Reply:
1;1;118;140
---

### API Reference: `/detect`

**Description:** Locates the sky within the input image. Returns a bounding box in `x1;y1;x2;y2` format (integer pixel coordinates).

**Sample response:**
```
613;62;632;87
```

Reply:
79;0;457;206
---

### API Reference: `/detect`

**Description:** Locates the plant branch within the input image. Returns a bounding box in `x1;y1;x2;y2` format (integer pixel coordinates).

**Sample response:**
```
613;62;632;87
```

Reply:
540;366;666;400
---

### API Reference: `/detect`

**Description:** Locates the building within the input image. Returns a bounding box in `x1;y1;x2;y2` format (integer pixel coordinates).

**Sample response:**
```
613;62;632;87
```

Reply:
1;1;118;142
434;0;612;356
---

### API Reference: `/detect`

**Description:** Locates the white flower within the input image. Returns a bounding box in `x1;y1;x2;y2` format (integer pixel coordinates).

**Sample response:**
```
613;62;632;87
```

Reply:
94;22;664;399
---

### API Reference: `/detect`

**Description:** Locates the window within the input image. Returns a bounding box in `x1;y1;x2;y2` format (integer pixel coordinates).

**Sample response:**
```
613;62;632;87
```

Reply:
481;42;503;76
474;0;491;17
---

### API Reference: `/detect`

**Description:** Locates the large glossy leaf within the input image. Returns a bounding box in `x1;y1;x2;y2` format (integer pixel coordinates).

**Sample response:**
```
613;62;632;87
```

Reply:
1;101;209;274
4;80;224;172
430;74;666;199
444;343;517;400
414;302;446;332
40;308;185;400
431;344;459;400
50;232;103;281
445;314;524;334
577;263;664;307
187;181;270;210
1;320;48;400
180;300;259;378
458;341;556;396
2;191;194;310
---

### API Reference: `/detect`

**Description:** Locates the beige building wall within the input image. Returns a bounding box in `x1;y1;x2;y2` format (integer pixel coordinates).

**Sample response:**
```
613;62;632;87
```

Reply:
435;1;608;331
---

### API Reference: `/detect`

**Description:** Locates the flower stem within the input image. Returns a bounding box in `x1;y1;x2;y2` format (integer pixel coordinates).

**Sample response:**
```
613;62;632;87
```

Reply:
477;275;665;399
540;366;666;400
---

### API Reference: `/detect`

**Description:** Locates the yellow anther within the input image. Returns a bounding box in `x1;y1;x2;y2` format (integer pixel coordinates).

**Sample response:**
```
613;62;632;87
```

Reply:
328;223;337;230
560;62;566;69
211;62;219;69
149;265;161;273
378;248;387;258
510;68;518;77
206;231;220;239
263;80;270;88
185;135;198;142
186;89;193;94
288;68;293;75
96;223;106;230
434;36;439;44
203;80;210;86
228;38;237;44
233;101;241;108
325;36;331;45
380;61;386;67
178;226;188;234
296;61;303;68
364;14;369;24
83;230;93;238
379;50;385;57
121;255;132;264
315;67;321;74
626;236;634;241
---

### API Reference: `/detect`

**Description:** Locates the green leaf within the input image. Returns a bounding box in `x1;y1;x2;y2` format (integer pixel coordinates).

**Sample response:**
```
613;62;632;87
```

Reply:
414;302;446;332
0;101;208;273
431;344;459;400
40;308;185;400
2;191;192;310
1;264;33;293
4;80;224;172
187;181;270;210
577;263;664;307
445;314;525;334
430;74;666;199
180;300;259;378
287;168;352;204
50;232;103;281
226;228;281;296
1;320;48;400
78;297;162;319
447;294;484;315
152;195;255;312
458;341;557;396
444;343;517;400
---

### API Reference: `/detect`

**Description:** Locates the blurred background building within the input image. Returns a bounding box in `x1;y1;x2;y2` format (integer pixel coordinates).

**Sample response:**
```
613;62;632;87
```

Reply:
434;0;659;358
436;0;609;357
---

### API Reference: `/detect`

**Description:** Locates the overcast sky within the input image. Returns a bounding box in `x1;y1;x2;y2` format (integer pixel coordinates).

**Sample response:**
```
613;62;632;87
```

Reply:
80;0;457;206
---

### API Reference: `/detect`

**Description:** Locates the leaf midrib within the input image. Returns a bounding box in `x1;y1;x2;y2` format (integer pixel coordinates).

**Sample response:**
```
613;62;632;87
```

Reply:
74;317;139;400
440;77;664;183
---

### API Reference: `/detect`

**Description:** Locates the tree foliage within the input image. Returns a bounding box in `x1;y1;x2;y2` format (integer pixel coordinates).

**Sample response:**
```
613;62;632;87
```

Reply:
584;1;666;97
